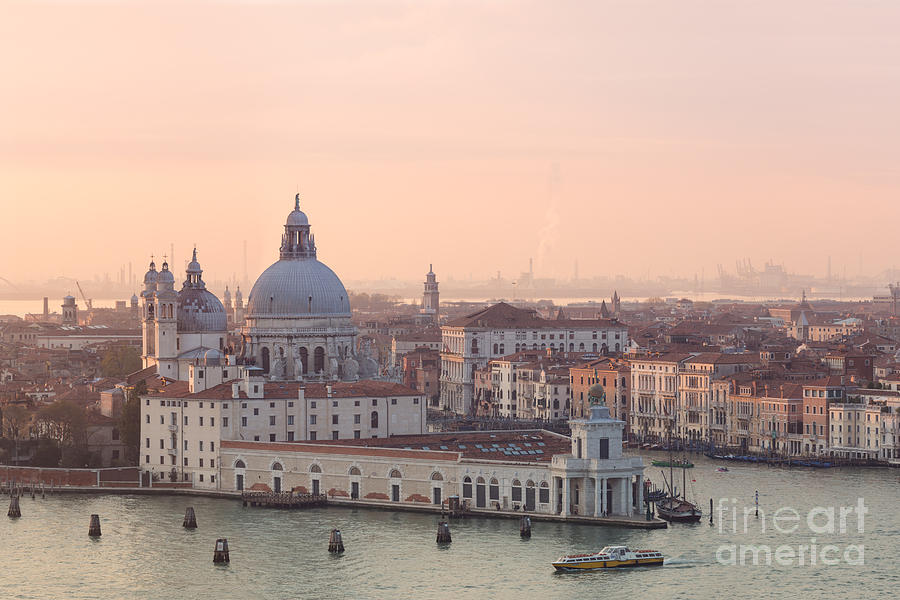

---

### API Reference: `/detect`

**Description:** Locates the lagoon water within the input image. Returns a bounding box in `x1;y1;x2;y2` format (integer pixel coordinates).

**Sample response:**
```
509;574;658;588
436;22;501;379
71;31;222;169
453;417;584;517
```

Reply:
0;453;896;599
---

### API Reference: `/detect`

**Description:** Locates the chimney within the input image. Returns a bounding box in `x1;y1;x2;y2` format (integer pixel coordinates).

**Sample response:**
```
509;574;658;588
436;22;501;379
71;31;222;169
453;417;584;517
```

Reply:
298;386;305;403
326;384;333;398
232;382;240;399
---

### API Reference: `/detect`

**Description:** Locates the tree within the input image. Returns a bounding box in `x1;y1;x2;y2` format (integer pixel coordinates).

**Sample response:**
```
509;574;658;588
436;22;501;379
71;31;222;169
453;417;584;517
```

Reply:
118;380;146;465
100;346;142;378
34;400;86;448
3;405;30;440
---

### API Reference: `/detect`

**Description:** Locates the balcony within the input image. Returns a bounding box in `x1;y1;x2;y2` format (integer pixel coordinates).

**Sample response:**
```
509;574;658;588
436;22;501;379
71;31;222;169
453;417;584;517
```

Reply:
167;447;177;456
167;424;178;433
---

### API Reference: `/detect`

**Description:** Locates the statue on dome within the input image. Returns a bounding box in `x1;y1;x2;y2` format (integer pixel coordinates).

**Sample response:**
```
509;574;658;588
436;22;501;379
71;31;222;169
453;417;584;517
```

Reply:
270;347;286;380
587;382;606;407
292;344;305;381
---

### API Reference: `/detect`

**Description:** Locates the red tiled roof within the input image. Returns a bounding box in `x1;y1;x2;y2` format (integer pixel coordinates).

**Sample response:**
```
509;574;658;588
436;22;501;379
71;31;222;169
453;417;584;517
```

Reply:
445;302;624;330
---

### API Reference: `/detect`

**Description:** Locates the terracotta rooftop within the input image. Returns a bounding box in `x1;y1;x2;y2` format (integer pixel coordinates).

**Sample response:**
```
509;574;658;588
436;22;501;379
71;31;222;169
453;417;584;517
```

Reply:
222;429;571;463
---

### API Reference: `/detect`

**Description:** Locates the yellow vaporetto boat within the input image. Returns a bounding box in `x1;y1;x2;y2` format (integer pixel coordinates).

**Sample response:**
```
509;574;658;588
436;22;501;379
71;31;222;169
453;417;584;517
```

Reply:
552;546;664;571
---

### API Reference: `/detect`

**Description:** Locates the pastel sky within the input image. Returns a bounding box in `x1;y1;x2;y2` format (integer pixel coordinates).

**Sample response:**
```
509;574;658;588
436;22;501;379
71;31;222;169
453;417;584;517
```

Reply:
1;0;899;286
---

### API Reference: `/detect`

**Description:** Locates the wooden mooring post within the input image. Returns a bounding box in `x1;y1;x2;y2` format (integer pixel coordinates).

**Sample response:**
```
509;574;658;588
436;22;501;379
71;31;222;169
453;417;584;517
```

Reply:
183;507;198;529
213;538;230;564
436;521;452;544
520;516;532;538
328;529;344;553
88;514;102;537
8;494;21;518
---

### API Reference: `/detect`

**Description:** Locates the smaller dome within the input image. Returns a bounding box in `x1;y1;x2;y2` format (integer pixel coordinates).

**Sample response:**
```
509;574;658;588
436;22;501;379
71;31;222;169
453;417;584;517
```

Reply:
286;210;308;226
63;295;75;302
158;264;175;284
187;248;202;274
143;263;158;285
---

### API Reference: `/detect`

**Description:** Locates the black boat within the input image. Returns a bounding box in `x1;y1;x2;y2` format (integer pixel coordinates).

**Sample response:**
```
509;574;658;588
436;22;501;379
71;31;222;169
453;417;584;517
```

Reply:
655;424;702;523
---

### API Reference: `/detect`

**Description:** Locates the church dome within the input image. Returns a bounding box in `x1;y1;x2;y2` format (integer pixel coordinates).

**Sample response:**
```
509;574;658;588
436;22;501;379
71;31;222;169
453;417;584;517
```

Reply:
177;248;226;333
247;259;350;317
178;288;226;332
246;194;350;318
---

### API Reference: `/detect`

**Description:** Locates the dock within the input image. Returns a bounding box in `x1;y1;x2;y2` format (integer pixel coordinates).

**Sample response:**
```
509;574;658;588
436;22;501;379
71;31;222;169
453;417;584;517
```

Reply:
241;491;327;509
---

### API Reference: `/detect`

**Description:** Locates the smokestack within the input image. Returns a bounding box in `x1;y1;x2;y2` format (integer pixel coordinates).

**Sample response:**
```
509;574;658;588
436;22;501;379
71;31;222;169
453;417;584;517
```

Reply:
43;297;48;318
243;240;248;288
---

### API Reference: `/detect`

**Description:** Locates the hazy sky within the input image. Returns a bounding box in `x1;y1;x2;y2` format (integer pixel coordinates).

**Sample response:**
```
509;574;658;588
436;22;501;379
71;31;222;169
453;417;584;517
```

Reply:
2;0;899;287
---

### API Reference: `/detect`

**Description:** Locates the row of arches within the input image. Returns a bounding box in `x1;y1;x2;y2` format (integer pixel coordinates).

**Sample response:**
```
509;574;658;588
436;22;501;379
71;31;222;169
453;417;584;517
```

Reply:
461;476;550;509
259;345;325;374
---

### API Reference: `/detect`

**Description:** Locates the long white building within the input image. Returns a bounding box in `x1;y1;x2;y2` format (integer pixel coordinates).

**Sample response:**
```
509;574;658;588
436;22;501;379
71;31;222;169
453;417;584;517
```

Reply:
141;364;426;488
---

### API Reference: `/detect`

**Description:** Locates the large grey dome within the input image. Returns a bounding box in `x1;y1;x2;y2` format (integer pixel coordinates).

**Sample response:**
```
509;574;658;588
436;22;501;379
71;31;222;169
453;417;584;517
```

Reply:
178;287;227;332
247;258;351;317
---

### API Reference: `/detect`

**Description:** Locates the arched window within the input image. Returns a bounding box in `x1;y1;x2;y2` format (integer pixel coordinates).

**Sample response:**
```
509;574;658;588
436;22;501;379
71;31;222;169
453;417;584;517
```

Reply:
371;411;379;428
431;472;443;481
389;469;402;479
310;464;322;473
261;347;270;373
579;343;585;351
592;343;598;352
615;343;620;352
489;477;500;501
349;466;361;476
462;476;472;498
511;479;522;502
272;462;283;471
476;476;485;484
493;343;498;354
299;347;308;374
234;460;246;469
314;346;325;372
539;481;550;504
569;343;574;351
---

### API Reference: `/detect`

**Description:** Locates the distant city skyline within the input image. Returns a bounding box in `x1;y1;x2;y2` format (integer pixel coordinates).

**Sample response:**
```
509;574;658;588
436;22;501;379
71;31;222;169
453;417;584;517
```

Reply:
3;1;900;284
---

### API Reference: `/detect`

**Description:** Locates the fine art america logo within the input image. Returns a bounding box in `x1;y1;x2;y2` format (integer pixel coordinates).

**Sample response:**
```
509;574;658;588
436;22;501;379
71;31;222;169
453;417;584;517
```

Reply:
715;497;866;566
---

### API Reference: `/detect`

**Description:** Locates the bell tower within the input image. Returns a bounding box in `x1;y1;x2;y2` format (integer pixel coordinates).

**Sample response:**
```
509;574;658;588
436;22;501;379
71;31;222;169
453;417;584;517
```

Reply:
141;260;158;368
154;259;179;377
421;264;439;323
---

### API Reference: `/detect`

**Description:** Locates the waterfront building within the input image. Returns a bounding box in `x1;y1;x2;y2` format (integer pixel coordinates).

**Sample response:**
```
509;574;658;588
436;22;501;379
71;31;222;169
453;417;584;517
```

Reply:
219;390;645;519
440;302;628;414
140;365;426;487
628;353;690;442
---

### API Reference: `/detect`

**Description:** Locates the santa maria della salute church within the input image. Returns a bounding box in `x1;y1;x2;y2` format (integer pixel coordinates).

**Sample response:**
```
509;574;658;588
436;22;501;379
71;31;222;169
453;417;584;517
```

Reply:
140;194;376;382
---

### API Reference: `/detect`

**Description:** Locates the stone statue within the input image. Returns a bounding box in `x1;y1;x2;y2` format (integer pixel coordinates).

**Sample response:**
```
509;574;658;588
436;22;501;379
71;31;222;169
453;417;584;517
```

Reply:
271;347;286;380
292;345;305;381
342;356;359;381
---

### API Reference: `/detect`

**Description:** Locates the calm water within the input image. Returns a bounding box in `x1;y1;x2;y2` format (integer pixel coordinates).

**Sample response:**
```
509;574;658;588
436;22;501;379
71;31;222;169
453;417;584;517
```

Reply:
0;453;896;599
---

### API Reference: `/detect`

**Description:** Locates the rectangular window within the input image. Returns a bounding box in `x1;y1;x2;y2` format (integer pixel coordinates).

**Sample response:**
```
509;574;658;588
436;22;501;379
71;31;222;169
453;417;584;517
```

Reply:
184;416;189;426
354;400;360;407
146;438;150;448
210;442;214;452
288;431;294;441
199;458;204;467
598;438;609;459
269;402;275;408
332;415;339;425
199;441;204;451
310;431;317;441
354;430;360;439
210;417;215;427
211;475;215;483
288;415;294;425
269;434;276;442
269;415;276;426
332;431;339;440
241;416;247;427
160;439;164;449
391;398;397;405
184;439;188;451
145;455;150;464
253;435;260;441
372;399;378;406
199;416;204;426
332;401;338;408
253;408;259;416
539;486;550;504
222;417;229;427
310;401;317;409
159;415;164;425
354;414;360;424
288;401;294;408
146;414;151;424
199;474;204;482
184;457;188;466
